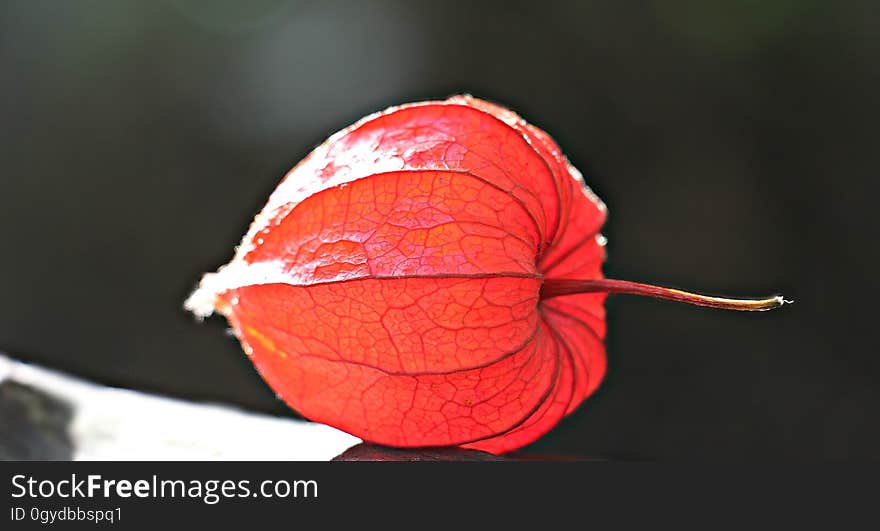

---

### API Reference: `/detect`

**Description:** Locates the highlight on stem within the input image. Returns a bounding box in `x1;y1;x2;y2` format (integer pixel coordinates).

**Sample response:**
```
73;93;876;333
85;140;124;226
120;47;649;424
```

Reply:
540;278;790;311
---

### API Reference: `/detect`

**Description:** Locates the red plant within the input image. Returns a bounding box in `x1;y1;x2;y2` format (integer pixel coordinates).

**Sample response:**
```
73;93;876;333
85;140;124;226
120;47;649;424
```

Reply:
186;96;784;454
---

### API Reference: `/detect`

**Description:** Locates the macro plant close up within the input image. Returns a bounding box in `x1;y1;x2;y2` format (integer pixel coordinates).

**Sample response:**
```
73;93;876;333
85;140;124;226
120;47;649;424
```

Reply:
185;95;786;455
1;0;874;469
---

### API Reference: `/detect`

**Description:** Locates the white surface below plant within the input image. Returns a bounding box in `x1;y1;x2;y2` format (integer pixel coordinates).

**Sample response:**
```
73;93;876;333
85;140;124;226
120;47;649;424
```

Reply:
0;353;360;460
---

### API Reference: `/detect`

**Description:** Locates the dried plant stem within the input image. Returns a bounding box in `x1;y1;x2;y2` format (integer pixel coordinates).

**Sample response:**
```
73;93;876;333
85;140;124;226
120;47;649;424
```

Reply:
540;278;788;311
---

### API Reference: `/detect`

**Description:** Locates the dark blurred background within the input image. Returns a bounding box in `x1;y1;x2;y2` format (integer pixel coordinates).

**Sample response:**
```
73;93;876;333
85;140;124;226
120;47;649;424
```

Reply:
1;0;877;460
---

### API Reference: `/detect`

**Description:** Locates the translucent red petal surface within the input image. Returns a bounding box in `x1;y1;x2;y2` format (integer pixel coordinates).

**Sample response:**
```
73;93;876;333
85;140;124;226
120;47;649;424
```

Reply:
188;96;608;453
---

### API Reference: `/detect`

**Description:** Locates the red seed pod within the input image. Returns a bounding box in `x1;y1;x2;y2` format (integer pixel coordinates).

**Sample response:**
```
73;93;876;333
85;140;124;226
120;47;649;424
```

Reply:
186;96;784;454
